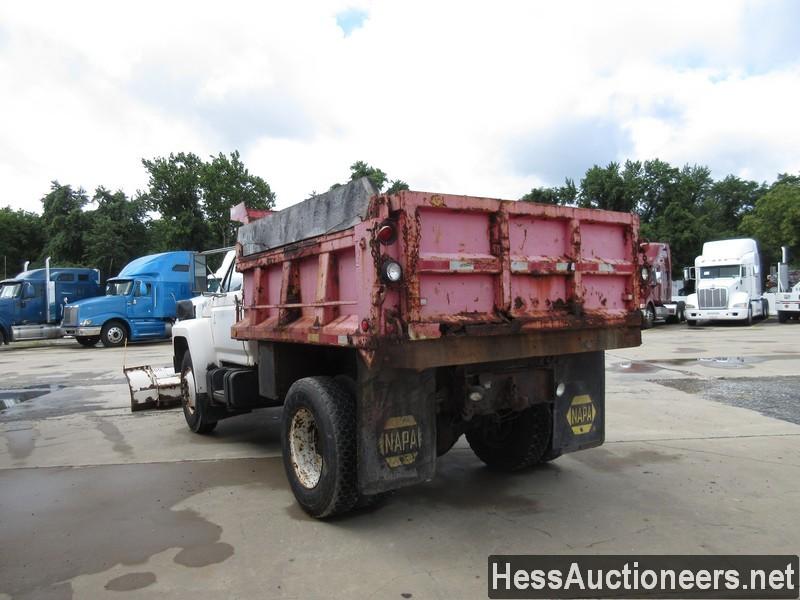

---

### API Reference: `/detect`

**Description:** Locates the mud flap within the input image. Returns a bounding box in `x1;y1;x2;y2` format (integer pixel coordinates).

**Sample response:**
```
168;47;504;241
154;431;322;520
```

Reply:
356;365;437;495
551;351;605;454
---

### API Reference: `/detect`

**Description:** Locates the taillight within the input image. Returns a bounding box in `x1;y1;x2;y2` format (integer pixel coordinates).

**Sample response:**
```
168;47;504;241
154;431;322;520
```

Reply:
376;221;397;244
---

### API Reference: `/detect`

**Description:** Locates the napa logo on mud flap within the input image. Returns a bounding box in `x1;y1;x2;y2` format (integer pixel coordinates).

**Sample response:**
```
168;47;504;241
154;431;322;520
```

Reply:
566;394;596;435
378;415;422;468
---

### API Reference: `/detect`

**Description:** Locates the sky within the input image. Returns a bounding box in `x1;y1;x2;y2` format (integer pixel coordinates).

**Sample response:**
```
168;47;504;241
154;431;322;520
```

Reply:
1;0;799;213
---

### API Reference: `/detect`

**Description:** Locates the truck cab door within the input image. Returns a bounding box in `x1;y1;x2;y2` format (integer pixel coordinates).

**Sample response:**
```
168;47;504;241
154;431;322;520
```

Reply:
210;291;251;365
128;280;162;337
20;282;44;324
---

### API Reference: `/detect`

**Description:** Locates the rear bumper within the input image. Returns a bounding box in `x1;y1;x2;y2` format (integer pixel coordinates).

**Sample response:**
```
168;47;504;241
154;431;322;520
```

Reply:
61;326;102;337
775;302;800;312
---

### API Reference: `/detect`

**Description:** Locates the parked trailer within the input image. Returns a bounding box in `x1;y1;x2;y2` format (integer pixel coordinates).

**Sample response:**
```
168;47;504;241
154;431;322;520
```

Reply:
638;242;685;328
138;178;642;518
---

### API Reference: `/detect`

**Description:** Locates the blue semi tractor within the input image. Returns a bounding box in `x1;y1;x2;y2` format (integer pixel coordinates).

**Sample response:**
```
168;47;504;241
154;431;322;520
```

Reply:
0;260;102;344
61;251;206;348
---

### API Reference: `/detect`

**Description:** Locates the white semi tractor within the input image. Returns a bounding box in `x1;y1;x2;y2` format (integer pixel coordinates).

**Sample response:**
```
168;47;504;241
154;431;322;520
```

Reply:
684;238;768;326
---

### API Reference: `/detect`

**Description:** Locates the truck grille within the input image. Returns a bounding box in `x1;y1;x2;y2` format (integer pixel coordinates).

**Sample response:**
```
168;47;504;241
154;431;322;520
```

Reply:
62;306;78;326
698;288;727;309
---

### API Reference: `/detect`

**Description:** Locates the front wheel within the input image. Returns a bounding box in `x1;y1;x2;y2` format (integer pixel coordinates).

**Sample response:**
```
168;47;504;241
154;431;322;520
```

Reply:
745;305;753;326
181;351;217;434
642;305;655;329
466;404;553;471
687;319;697;327
778;311;789;323
282;377;358;518
100;320;128;348
76;336;99;347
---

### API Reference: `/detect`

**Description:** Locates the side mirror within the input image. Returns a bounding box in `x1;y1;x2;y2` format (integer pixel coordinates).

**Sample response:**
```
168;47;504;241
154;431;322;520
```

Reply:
683;267;695;281
192;254;208;293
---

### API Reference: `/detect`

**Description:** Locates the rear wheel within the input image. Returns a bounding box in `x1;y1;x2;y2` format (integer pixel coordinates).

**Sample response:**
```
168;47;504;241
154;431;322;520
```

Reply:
0;328;6;345
100;320;128;348
778;311;789;323
687;319;697;327
282;377;358;518
76;336;99;347
466;404;553;471
181;351;217;434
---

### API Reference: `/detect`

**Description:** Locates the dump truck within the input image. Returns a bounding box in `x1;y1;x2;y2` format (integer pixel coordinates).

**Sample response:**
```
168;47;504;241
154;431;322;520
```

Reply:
638;242;685;328
0;260;101;344
127;178;642;518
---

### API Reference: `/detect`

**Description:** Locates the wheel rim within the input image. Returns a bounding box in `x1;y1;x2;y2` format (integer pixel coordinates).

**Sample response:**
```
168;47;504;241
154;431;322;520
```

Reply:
106;326;124;344
289;406;323;489
182;366;197;415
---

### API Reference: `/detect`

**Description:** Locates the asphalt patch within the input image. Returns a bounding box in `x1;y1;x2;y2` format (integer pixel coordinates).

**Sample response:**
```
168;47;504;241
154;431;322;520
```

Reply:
657;376;800;425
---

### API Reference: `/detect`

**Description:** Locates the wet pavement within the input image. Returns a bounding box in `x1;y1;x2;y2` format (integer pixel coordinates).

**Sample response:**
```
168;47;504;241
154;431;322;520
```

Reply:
1;323;799;599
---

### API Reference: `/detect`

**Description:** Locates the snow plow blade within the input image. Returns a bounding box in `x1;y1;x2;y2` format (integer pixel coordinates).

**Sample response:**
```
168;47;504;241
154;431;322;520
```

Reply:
124;365;183;412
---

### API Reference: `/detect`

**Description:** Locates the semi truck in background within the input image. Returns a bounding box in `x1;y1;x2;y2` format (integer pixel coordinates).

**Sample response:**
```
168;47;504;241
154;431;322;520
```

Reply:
775;246;800;323
638;242;685;328
683;238;768;326
61;251;205;347
0;261;102;344
127;178;643;518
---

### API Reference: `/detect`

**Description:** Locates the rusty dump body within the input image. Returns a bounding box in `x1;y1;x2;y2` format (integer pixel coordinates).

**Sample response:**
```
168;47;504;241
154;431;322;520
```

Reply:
232;178;642;367
221;178;645;501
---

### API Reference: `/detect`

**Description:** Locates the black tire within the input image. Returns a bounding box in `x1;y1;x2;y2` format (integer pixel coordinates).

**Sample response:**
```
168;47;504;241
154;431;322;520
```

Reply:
745;305;753;326
677;304;686;323
282;377;358;518
75;336;99;347
642;304;655;329
466;404;553;471
181;351;217;434
0;328;6;345
687;319;697;327
778;311;789;323
761;299;769;320
100;320;128;348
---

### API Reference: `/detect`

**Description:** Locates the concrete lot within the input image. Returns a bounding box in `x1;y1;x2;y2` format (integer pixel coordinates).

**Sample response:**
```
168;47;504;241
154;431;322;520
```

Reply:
1;321;799;599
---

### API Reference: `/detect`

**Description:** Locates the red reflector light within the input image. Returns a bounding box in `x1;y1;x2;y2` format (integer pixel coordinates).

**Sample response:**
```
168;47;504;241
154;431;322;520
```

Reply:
377;223;396;244
360;319;370;332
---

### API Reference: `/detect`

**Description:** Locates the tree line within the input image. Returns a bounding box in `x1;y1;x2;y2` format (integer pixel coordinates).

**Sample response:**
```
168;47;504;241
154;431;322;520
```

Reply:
521;160;799;273
2;154;797;280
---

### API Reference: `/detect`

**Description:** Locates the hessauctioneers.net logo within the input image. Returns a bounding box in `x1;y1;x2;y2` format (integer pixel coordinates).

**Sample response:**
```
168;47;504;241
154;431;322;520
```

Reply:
487;555;799;599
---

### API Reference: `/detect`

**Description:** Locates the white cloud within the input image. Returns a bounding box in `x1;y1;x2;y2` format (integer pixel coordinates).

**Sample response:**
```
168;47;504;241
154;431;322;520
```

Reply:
0;0;798;213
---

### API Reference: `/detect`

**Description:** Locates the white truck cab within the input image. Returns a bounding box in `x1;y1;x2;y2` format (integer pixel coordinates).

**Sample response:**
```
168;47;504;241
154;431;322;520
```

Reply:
684;238;767;326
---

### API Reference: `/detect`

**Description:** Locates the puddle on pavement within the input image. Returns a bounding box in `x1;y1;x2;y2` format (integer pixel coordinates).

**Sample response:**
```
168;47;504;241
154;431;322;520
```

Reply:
610;354;793;373
0;456;282;598
0;384;64;410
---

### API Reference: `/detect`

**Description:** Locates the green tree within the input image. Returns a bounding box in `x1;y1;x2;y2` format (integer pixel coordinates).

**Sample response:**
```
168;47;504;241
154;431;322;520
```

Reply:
141;152;209;251
521;179;577;205
740;174;800;266
201;151;276;248
0;207;44;277
579;162;634;212
349;160;388;191
705;175;765;239
40;182;89;264
83;188;149;278
386;179;410;194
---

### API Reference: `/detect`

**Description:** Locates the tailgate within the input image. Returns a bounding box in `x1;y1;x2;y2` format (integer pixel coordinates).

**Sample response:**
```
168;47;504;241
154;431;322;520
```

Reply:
398;193;638;330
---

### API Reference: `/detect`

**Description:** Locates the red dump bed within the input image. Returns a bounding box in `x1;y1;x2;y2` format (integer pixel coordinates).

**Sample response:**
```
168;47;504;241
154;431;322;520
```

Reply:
233;180;641;367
